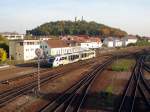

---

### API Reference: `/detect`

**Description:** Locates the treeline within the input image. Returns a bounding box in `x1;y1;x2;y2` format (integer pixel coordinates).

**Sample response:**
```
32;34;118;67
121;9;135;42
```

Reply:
27;20;127;37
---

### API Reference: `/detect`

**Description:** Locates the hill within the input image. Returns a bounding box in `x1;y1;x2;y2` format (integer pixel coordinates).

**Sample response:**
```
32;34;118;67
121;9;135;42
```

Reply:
26;20;127;37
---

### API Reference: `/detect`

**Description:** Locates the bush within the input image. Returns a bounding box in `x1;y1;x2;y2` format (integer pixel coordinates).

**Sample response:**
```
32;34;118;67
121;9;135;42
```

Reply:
0;43;9;57
0;48;7;63
136;39;150;46
116;47;121;49
127;43;136;47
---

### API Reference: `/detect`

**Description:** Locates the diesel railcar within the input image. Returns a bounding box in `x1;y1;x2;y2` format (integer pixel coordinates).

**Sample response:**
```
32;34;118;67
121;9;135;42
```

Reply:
45;50;96;67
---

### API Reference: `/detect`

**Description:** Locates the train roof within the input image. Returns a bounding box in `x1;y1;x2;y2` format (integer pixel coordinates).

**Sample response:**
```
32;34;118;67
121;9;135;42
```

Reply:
48;50;95;58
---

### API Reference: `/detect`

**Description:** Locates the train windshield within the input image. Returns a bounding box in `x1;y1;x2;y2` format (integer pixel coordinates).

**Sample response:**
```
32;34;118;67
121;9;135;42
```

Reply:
49;57;55;63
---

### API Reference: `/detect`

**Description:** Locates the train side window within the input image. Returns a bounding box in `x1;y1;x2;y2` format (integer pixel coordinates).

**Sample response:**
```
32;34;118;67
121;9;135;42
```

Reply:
64;57;67;60
71;55;73;60
69;56;72;61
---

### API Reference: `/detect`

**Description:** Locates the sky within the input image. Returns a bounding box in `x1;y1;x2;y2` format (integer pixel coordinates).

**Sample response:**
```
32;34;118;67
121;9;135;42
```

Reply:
0;0;150;36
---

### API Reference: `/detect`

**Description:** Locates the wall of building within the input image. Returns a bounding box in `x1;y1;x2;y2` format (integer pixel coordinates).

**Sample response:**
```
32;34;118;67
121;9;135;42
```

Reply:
115;40;123;47
16;43;24;60
107;41;114;47
9;41;16;60
103;37;138;47
9;40;40;61
40;41;82;57
9;41;24;60
3;34;24;40
80;42;102;49
23;41;40;60
125;39;137;45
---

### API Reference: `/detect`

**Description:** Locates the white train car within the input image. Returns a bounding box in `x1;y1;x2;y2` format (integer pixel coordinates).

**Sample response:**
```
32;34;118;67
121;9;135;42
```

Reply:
47;50;96;67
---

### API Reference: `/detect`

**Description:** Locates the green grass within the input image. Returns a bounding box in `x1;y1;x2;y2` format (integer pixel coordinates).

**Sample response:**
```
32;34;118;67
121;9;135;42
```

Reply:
111;59;135;72
106;85;113;93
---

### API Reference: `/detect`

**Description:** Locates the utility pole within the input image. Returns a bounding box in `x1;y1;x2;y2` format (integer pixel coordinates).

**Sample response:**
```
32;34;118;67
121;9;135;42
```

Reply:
37;56;40;91
35;48;43;93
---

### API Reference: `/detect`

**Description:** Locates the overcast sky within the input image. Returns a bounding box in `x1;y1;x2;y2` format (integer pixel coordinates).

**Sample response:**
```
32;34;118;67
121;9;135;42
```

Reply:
0;0;150;36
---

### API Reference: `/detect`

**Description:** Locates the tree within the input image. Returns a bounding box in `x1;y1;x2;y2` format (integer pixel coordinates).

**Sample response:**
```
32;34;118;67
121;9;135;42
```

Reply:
0;35;9;57
0;48;7;62
100;27;110;37
0;35;8;44
26;20;127;37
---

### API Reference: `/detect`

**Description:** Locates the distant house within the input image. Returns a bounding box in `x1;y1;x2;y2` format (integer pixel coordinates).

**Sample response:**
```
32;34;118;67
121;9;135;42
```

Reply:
0;32;24;40
40;39;82;57
103;36;138;48
61;35;102;49
144;37;150;42
80;36;102;49
103;37;122;47
125;35;138;46
9;39;40;61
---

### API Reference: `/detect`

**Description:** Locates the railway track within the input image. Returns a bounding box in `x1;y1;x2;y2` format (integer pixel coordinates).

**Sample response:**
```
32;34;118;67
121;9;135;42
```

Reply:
0;58;100;108
39;57;114;112
0;49;148;110
117;55;150;112
143;63;150;73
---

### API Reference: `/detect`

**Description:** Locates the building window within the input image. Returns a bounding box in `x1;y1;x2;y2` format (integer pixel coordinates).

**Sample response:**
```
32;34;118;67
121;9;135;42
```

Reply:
45;46;47;48
31;49;34;51
20;42;23;46
40;46;42;48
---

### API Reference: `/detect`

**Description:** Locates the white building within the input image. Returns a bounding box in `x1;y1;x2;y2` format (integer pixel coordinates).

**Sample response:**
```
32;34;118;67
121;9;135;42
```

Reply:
80;42;102;49
103;36;138;48
125;35;138;46
103;37;119;47
1;32;24;40
9;39;40;61
40;39;82;57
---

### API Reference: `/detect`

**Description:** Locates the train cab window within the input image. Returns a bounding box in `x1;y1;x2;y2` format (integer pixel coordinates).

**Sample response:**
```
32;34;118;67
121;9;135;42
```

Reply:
49;57;55;63
60;57;67;61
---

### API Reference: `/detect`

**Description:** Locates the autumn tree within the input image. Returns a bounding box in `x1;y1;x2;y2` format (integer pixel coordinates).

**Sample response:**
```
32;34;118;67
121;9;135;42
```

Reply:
100;27;111;37
0;48;7;62
27;20;127;37
0;35;9;57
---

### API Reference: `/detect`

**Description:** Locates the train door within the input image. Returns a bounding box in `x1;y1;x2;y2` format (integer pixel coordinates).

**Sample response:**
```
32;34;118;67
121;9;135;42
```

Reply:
53;57;60;67
59;56;68;65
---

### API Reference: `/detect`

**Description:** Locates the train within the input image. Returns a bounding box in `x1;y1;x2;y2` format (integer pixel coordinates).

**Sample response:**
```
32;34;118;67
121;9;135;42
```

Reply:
42;50;96;67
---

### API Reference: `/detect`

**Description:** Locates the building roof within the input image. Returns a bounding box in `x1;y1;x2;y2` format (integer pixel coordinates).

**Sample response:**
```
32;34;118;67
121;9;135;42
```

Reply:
127;35;137;39
106;37;114;41
0;32;23;35
46;39;69;48
106;37;125;41
61;35;101;43
9;39;40;42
